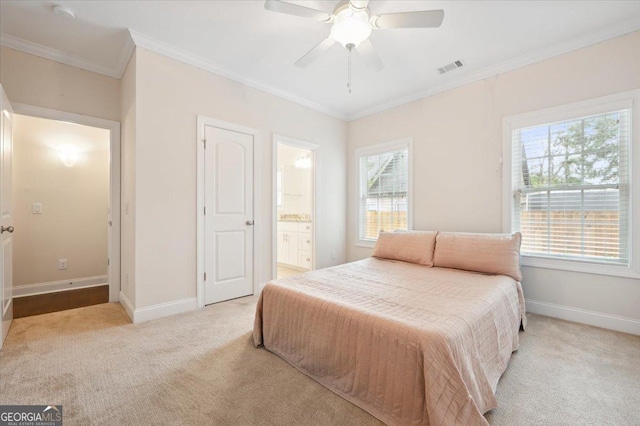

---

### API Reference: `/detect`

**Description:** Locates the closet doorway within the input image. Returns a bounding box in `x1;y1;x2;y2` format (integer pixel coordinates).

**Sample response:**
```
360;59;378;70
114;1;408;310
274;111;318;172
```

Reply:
273;135;318;279
10;105;120;318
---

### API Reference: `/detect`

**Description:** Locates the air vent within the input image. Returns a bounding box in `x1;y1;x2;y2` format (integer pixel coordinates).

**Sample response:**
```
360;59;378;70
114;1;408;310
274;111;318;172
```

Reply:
53;5;76;19
438;60;464;74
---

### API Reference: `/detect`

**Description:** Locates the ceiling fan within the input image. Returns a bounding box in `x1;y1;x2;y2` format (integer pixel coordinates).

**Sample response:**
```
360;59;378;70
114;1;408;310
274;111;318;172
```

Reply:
264;0;444;91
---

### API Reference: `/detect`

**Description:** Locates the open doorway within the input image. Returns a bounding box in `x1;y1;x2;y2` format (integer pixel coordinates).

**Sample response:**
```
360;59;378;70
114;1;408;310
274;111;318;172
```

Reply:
10;109;119;318
273;136;318;279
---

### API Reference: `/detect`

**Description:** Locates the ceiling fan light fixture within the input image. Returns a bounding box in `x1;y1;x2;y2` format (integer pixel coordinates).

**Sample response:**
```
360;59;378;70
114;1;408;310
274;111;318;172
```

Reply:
330;8;371;48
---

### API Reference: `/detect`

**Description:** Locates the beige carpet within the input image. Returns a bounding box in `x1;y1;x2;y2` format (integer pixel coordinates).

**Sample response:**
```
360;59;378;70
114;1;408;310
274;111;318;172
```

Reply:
1;297;638;425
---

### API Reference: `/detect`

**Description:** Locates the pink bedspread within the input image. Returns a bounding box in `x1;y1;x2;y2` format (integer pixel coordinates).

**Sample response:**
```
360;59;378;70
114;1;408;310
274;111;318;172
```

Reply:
254;258;526;425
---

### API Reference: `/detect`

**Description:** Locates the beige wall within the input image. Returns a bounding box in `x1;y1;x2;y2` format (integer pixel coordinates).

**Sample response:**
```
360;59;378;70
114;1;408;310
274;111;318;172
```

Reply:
12;114;110;286
131;47;347;309
5;30;638;324
347;30;640;321
120;51;137;305
0;46;120;122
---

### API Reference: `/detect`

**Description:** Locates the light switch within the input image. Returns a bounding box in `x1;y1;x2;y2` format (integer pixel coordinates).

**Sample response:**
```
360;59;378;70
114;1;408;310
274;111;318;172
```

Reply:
32;203;43;214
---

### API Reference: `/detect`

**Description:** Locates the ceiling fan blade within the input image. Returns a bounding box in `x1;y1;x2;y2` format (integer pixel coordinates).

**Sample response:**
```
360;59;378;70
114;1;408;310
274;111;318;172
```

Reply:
372;10;444;29
349;0;370;11
356;39;383;71
295;37;336;68
264;0;332;22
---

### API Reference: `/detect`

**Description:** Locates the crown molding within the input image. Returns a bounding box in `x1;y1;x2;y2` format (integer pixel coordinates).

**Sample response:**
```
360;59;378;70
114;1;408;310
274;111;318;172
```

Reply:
0;32;124;79
3;15;639;123
0;28;345;119
115;33;136;77
345;17;640;121
128;29;347;120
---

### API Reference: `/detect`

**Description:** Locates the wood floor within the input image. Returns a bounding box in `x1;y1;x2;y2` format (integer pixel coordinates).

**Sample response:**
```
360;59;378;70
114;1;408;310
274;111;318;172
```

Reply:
13;285;109;318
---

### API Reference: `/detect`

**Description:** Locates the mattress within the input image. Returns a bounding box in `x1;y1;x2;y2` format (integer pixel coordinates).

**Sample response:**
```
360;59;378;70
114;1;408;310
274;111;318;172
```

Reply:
254;258;526;425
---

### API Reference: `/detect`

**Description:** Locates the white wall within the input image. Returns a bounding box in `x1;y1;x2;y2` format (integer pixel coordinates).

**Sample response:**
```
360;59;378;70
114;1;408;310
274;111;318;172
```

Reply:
131;47;347;309
12;114;109;286
0;46;120;122
347;30;640;323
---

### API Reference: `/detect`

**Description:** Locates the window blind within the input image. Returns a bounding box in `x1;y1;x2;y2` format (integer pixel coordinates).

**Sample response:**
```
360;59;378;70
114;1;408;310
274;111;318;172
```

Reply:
512;109;630;265
358;146;409;242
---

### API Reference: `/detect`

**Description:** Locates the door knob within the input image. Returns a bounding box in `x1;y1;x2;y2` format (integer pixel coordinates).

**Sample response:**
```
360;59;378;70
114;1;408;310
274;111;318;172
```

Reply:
1;225;14;234
246;220;255;226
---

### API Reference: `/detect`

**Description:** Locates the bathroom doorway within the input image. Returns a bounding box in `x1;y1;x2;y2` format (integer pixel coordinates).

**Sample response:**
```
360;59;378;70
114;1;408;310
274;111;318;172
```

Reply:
273;136;317;279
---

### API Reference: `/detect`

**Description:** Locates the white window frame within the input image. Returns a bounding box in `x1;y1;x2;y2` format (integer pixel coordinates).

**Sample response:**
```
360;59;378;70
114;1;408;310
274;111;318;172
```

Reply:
502;90;640;279
355;138;413;248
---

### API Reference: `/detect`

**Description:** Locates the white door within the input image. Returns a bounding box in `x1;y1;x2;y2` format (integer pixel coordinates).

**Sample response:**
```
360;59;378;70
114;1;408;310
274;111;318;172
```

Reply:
204;125;254;305
0;86;13;348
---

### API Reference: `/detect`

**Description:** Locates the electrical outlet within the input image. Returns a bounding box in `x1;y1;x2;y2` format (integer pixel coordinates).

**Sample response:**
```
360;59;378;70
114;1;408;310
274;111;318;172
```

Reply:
58;259;68;270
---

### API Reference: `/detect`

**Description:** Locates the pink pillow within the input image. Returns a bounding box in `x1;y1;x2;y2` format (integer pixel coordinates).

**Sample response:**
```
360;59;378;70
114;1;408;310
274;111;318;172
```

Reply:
372;231;437;266
433;232;522;281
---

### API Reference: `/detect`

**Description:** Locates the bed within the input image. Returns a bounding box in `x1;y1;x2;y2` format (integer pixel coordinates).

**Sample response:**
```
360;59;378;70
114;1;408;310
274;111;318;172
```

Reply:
254;232;526;425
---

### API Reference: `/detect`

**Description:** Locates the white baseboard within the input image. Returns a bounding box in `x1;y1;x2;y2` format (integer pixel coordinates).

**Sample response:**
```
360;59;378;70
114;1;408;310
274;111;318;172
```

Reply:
132;297;197;323
119;291;135;322
13;275;108;298
118;293;198;323
526;299;640;336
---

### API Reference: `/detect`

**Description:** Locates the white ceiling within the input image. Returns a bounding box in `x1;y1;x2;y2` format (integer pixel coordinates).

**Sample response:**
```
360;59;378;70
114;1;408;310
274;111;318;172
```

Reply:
2;1;640;120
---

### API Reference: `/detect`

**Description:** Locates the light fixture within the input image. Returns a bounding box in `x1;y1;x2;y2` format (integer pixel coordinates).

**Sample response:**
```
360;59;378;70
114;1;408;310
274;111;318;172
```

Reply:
328;3;373;94
330;7;371;48
265;0;446;94
57;147;80;167
295;155;312;169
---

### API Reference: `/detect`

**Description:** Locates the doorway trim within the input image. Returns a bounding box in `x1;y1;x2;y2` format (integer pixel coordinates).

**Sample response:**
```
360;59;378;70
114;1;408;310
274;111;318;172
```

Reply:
196;116;261;309
11;103;121;303
272;134;319;279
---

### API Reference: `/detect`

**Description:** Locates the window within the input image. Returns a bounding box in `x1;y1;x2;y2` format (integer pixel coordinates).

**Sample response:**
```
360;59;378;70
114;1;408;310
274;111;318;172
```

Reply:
356;139;412;247
504;91;640;277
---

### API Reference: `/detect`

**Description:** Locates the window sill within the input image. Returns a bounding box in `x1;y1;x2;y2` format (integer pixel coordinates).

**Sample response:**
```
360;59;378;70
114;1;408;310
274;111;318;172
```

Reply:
356;240;376;249
521;255;640;279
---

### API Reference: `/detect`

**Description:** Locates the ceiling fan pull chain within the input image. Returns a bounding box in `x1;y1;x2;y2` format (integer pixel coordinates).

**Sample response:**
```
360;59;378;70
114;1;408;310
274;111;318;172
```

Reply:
347;43;354;94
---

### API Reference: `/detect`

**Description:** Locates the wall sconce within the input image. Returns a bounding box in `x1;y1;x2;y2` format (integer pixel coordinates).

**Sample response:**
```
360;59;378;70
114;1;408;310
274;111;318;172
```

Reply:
295;155;312;169
57;147;80;167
